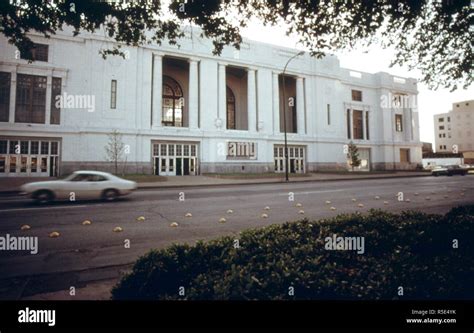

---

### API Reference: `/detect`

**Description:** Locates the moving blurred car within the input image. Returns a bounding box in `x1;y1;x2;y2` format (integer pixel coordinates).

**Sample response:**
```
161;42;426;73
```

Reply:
20;171;138;204
431;165;468;177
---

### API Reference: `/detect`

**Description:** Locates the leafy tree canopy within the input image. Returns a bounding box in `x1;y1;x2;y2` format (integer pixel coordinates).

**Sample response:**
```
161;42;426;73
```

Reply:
0;0;472;90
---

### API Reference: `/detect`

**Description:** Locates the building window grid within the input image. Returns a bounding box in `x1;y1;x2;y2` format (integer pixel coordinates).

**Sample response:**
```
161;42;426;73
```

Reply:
0;72;11;122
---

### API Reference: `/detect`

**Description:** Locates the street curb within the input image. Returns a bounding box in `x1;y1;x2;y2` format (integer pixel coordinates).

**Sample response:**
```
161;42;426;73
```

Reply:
137;173;432;190
0;173;432;197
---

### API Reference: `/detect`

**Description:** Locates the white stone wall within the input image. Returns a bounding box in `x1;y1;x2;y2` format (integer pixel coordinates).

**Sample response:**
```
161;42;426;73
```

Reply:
0;27;423;175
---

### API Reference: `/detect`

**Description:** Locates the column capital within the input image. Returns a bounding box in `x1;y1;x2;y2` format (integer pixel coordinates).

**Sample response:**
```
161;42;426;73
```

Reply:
152;51;165;58
188;57;200;63
218;61;228;67
246;66;258;72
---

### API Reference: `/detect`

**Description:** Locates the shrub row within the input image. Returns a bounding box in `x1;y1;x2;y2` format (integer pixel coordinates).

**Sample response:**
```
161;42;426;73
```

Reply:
112;206;474;300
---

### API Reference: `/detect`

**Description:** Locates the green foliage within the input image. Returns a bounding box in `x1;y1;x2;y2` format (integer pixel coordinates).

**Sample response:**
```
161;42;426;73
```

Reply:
0;1;471;90
347;141;361;171
111;205;474;300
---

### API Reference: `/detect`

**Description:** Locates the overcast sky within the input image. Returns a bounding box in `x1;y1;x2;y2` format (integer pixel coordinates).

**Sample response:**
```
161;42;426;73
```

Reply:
241;21;473;145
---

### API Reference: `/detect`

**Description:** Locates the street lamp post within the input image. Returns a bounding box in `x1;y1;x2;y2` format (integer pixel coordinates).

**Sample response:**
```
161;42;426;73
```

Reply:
281;51;304;182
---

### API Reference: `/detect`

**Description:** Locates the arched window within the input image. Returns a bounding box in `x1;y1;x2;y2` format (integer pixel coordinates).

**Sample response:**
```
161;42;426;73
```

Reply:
162;76;184;127
226;86;236;130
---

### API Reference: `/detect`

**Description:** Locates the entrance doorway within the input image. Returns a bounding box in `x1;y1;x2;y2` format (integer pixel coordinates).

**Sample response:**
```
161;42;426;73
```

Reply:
274;145;306;173
0;139;60;177
152;142;198;176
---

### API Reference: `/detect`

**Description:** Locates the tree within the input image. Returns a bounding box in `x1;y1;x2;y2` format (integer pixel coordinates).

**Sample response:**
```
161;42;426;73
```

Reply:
347;141;361;172
0;1;471;90
105;129;125;174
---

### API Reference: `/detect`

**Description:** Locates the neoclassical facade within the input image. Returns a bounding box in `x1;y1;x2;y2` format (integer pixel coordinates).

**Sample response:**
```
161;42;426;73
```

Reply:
0;28;422;177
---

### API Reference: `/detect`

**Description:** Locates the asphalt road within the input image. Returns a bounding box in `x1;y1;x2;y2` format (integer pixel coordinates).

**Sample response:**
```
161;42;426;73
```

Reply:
0;175;473;299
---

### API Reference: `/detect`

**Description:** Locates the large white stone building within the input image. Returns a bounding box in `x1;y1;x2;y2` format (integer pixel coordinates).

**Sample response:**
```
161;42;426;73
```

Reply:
0;28;422;177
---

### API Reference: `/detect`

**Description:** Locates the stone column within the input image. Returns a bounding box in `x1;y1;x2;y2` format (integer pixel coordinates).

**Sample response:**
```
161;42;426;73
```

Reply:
362;109;367;140
272;72;280;134
296;77;305;135
45;75;52;125
349;108;354;140
152;52;163;128
247;68;257;132
188;58;199;129
218;62;226;130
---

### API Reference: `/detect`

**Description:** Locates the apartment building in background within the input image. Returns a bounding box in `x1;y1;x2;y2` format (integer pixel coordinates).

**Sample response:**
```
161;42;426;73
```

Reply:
434;100;474;154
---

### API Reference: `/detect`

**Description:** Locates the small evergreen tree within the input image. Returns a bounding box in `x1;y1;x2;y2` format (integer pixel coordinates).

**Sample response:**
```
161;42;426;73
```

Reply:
347;141;361;171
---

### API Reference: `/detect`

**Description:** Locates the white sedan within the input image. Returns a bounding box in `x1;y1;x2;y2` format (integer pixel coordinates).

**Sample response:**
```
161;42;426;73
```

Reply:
20;171;138;204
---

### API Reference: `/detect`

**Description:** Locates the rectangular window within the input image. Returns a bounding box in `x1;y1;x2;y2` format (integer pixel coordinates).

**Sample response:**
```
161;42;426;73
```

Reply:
20;141;29;154
351;89;362;102
395;114;403;132
327;104;331;125
191;145;196;157
9;140;18;154
184;145;190;156
31;157;37;172
0;140;7;154
447;117;450;122
50;77;61;124
20;156;27;172
20;43;49;62
0;72;11;122
439;125;444;130
41;141;49;155
153;144;159;156
40;157;47;172
160;144;167;156
9;156;17;172
347;109;351;139
438;118;444;122
110;80;117;109
30;141;39;154
50;142;58;155
353;110;363;140
15;74;47;123
0;156;5;173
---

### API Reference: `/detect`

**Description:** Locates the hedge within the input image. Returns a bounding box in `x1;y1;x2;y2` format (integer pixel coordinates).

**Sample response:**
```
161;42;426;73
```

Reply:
111;205;474;300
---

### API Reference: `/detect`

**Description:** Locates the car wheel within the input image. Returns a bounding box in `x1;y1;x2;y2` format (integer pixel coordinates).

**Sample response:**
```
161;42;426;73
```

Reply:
33;190;54;204
102;189;119;202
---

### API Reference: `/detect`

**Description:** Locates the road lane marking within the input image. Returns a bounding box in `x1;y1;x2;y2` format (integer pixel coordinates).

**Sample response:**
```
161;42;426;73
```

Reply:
0;205;92;213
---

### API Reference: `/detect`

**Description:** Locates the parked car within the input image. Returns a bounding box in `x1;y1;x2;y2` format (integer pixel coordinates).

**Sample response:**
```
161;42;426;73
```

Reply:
20;171;137;204
431;165;468;177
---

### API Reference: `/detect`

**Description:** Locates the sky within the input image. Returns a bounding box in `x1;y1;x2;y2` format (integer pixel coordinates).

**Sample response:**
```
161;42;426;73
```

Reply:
240;21;474;145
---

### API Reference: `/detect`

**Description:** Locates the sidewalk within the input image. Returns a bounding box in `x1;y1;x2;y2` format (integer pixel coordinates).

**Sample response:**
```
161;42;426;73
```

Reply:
0;171;430;195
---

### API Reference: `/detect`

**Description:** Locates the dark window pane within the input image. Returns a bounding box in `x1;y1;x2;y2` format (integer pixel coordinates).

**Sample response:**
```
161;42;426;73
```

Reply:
51;142;58;155
41;141;49;155
9;140;18;154
353;110;363;140
20;43;49;62
0;72;11;122
51;77;61;124
351;90;362;102
0;140;7;154
15;74;46;123
30;141;39;154
226;86;236;130
20;141;29;154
